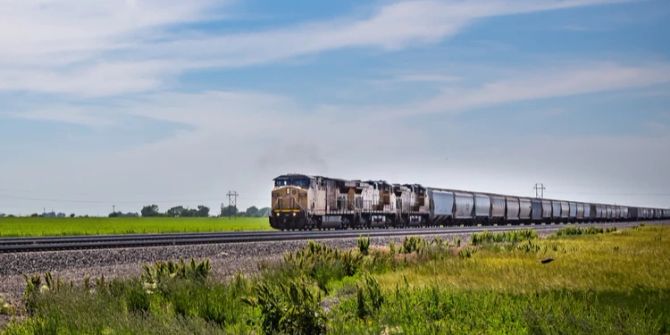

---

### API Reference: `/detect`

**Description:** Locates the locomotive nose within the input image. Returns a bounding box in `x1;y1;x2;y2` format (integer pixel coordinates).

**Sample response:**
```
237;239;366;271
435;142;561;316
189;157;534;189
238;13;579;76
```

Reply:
270;186;308;229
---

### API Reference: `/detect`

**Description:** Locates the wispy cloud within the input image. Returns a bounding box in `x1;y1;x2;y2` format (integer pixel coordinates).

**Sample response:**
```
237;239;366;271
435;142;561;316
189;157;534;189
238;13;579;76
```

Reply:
0;0;628;97
143;0;629;68
0;61;176;97
384;61;670;117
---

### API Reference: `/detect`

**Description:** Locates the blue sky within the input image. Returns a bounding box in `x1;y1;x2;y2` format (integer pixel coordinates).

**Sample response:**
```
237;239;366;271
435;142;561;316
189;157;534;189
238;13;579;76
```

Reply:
0;0;669;215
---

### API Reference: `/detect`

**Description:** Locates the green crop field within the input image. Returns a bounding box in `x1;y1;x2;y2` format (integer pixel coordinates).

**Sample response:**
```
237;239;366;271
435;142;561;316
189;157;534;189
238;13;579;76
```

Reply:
2;225;668;334
0;217;272;237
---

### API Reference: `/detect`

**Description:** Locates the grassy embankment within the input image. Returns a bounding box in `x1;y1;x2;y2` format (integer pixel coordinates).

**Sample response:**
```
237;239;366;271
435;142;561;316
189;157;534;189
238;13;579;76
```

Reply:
0;217;271;237
1;225;668;334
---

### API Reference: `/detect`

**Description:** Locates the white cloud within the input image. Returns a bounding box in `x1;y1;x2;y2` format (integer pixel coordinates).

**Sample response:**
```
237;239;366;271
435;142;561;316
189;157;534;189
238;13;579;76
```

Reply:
0;0;628;96
382;62;670;117
0;61;176;97
0;0;220;63
147;0;627;68
0;0;222;96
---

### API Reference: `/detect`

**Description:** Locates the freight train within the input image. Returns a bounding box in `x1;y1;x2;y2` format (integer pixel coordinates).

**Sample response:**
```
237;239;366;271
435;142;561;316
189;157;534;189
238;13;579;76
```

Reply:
269;174;669;230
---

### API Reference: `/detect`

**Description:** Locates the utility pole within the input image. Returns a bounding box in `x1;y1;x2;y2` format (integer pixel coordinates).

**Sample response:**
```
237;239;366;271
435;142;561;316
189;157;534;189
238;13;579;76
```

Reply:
227;190;239;215
534;183;546;199
112;205;116;213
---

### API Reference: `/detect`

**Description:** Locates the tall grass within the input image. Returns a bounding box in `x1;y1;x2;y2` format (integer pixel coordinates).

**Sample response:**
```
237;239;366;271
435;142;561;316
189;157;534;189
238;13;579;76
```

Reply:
4;226;669;334
555;226;617;237
471;229;538;245
329;286;669;334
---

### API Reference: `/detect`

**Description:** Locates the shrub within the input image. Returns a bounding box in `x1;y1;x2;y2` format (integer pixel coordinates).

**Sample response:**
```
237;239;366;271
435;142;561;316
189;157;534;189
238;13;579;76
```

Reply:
401;236;426;254
283;241;364;292
355;275;384;319
357;236;371;255
248;278;326;335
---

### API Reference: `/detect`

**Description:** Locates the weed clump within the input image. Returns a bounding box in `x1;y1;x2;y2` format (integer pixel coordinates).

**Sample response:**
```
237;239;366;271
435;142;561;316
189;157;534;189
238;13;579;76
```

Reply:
283;241;364;293
356;275;384;319
458;247;477;258
401;236;426;253
471;229;538;245
556;226;616;237
516;240;541;253
357;236;370;255
247;278;326;335
142;259;211;285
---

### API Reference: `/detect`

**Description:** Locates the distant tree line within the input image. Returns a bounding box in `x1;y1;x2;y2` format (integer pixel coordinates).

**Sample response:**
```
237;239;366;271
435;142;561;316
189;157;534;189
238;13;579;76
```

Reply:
220;205;270;217
108;211;139;218
138;205;210;218
30;212;76;218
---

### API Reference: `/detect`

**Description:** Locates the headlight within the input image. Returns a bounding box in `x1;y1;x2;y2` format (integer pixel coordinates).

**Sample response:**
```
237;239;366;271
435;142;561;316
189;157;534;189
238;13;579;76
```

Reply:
292;212;297;217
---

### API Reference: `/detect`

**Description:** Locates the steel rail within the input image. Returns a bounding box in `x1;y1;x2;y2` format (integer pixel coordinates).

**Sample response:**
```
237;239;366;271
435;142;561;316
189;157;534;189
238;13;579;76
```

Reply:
0;221;647;253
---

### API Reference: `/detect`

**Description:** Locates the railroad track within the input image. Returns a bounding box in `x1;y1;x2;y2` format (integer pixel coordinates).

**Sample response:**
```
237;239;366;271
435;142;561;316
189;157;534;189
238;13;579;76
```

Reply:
0;221;649;253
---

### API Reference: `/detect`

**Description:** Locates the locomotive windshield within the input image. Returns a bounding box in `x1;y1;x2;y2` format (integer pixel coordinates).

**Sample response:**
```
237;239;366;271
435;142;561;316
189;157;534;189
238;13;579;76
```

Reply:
274;176;310;188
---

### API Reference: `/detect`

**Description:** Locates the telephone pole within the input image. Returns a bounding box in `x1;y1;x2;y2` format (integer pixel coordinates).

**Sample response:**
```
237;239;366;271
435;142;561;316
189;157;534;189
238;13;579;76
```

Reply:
534;183;546;199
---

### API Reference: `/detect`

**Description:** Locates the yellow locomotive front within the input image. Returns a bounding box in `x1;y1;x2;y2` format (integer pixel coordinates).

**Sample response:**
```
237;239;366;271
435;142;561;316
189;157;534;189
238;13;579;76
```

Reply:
270;174;311;230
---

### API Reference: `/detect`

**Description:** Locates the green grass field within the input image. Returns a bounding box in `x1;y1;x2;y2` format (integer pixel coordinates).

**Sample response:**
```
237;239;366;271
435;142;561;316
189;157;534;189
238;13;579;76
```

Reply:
0;217;272;237
2;225;668;334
